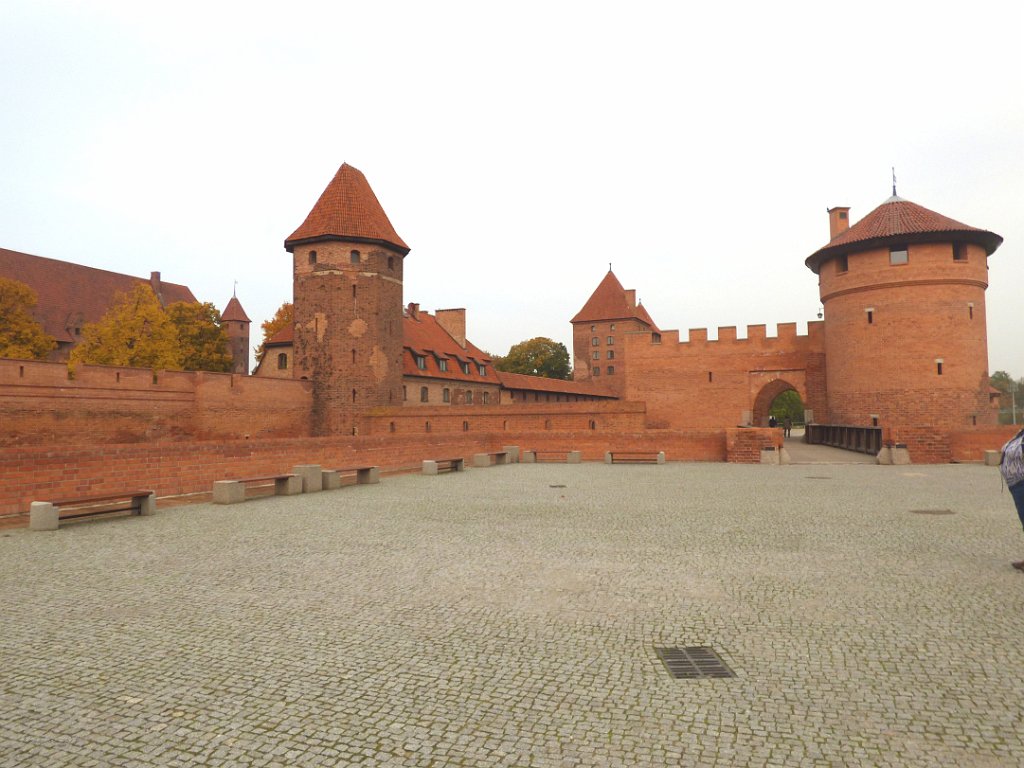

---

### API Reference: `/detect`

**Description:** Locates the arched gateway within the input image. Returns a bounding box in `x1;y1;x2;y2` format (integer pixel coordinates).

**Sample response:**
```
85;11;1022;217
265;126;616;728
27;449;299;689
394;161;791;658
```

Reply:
752;378;805;428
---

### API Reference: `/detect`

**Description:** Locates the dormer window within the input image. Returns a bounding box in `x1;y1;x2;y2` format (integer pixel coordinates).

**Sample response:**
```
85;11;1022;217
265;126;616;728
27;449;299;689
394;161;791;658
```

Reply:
415;354;426;370
478;364;486;376
438;358;448;372
460;361;471;375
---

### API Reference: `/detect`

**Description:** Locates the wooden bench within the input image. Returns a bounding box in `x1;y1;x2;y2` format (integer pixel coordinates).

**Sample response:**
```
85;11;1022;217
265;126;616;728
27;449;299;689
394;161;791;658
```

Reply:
212;474;302;504
422;458;465;475
605;451;665;464
472;451;509;468
322;466;380;489
522;450;582;464
30;490;156;531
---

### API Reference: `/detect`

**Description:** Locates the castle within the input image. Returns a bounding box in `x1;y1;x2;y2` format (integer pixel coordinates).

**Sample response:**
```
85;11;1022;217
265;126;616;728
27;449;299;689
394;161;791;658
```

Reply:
0;163;1013;515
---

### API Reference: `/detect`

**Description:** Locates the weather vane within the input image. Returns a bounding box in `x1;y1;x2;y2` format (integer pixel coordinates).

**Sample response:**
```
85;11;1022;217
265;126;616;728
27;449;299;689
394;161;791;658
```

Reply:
892;167;897;197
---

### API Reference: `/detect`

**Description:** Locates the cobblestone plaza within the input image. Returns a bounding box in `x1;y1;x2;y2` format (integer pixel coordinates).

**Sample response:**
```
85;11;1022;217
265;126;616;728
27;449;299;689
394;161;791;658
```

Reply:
2;461;1023;767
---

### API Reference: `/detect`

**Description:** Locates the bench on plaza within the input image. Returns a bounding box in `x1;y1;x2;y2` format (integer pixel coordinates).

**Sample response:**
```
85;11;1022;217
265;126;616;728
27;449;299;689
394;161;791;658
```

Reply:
29;490;156;531
605;450;665;464
422;458;465;475
472;451;509;468
212;474;302;504
522;450;582;464
322;465;380;489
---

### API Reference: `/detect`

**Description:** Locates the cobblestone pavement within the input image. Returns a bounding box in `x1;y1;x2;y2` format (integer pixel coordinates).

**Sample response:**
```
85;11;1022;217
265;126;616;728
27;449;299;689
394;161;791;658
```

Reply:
2;462;1023;767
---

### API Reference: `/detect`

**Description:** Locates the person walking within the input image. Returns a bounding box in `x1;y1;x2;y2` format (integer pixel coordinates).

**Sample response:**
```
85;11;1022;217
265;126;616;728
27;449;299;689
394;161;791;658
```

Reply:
783;416;792;438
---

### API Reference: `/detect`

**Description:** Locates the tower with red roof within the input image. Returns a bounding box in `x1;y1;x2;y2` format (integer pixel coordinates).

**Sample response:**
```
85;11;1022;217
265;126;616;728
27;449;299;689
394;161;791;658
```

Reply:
220;295;251;375
806;195;1003;434
284;163;410;434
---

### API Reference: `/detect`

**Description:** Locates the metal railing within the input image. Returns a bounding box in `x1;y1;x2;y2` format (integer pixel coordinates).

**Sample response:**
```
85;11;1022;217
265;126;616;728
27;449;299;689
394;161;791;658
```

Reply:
804;424;883;455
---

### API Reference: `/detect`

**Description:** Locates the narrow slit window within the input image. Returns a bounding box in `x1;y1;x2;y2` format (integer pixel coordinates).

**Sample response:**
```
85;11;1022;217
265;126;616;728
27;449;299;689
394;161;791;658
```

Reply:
968;303;974;320
866;309;874;325
936;360;943;376
837;254;848;273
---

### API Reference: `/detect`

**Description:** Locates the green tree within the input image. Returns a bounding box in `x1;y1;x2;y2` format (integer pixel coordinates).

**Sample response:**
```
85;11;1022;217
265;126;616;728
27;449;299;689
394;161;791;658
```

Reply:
167;301;233;372
0;277;56;360
494;337;571;379
991;371;1017;393
71;284;182;370
256;301;292;359
769;389;804;424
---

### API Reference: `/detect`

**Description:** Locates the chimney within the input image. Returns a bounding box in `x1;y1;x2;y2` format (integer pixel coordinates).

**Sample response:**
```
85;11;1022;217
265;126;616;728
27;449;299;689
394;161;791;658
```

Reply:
624;289;636;309
827;207;851;240
406;302;419;320
435;308;467;348
150;271;163;304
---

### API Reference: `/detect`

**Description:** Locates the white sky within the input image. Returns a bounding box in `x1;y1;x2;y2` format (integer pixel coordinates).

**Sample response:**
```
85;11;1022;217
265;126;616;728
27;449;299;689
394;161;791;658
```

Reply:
2;1;1022;375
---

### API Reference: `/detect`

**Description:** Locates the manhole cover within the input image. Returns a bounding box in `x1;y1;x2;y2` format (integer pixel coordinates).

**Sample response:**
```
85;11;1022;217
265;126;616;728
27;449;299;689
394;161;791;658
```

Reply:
910;509;954;515
654;646;736;679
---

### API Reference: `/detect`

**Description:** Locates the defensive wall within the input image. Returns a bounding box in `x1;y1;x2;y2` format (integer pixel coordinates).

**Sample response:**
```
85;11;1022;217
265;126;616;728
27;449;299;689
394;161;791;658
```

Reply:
620;321;828;430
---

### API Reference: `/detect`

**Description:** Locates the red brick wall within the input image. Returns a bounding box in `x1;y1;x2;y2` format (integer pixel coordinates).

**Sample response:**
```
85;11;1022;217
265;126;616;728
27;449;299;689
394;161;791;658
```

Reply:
725;428;783;463
948;426;1021;463
0;358;312;446
620;322;827;430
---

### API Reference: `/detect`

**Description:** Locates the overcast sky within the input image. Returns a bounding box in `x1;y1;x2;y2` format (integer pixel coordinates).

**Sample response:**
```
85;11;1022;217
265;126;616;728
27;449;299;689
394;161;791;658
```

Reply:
2;1;1021;375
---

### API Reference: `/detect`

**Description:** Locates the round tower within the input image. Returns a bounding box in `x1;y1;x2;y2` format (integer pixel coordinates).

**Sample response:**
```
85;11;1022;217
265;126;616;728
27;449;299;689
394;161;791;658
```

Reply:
221;295;251;374
806;195;1002;439
284;164;409;435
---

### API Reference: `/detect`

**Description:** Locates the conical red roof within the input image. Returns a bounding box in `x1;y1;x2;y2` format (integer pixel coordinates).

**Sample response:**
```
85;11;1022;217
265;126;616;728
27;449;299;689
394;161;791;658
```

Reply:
221;296;250;323
571;270;658;328
284;163;409;255
806;196;1001;273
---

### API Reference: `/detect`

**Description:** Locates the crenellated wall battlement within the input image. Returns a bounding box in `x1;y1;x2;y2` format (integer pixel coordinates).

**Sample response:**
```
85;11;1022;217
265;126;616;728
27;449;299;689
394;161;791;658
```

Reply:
647;320;825;350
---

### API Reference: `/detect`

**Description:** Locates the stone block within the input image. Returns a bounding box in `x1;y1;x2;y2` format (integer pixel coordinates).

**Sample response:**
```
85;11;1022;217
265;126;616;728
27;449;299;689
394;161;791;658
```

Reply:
604;451;613;465
138;493;156;515
502;446;520;462
275;475;303;495
657;451;666;464
891;445;912;465
422;460;439;476
876;446;892;465
292;464;323;493
213;480;245;505
984;450;1001;466
567;451;582;464
29;501;58;531
522;451;536;464
321;470;343;490
473;453;490;468
356;466;380;484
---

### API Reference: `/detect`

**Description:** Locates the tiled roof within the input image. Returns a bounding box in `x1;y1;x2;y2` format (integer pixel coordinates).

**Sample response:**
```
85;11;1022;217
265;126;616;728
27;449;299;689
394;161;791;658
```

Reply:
221;296;250;323
264;325;294;346
402;310;494;383
284;163;410;255
495;369;617;398
571;270;657;327
0;247;197;344
806;196;1003;273
635;302;660;333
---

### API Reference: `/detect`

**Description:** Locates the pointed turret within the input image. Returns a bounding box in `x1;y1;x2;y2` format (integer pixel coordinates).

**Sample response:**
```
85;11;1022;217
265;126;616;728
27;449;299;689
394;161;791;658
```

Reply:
221;296;251;374
285;163;409;255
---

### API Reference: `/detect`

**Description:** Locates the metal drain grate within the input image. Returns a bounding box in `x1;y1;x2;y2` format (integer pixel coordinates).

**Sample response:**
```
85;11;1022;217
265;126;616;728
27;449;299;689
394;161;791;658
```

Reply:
549;484;567;488
654;646;736;679
805;476;832;480
910;509;954;515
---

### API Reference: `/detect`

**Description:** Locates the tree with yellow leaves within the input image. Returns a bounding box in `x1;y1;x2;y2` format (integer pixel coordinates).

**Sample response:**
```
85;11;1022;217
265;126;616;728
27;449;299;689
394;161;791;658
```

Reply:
167;301;233;372
71;284;182;370
255;301;293;359
0;277;57;360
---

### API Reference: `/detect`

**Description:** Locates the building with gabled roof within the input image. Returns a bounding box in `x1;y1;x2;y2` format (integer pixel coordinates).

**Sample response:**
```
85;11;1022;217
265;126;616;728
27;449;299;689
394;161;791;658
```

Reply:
0;246;199;361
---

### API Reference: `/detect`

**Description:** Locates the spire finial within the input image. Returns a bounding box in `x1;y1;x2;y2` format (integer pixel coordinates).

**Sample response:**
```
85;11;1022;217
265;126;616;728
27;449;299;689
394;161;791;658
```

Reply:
233;279;238;298
608;262;612;272
892;166;897;197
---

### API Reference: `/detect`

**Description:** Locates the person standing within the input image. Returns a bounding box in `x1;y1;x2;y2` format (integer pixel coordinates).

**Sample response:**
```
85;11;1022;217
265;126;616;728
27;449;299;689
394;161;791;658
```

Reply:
1000;428;1024;571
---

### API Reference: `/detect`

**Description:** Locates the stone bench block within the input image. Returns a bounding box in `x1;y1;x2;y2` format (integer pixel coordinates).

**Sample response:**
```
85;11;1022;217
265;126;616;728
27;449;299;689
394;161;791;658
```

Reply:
984;450;1001;466
213;480;246;505
567;451;582;464
29;501;58;531
502;446;520;463
292;464;323;493
522;451;536;464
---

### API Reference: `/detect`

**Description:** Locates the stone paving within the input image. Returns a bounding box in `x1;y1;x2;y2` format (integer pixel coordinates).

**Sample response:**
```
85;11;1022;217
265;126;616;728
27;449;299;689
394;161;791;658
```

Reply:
2;461;1023;767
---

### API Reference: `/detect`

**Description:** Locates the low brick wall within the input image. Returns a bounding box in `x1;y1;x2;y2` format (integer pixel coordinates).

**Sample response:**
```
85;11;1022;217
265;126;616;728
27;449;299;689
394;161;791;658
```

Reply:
948;426;1021;463
725;428;782;463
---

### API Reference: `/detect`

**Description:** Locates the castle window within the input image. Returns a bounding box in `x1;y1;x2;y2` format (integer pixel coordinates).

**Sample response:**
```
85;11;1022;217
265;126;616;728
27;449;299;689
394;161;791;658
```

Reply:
443;388;450;403
425;421;431;432
591;325;596;331
352;284;357;298
607;336;614;345
415;354;426;370
607;366;615;375
968;302;974;320
593;367;600;376
839;211;847;220
350;250;361;264
463;420;469;432
607;350;615;359
708;371;713;383
352;349;357;364
308;250;317;265
866;308;874;325
420;386;429;403
466;390;474;404
889;246;908;266
483;392;490;404
610;324;616;330
936;359;944;376
589;420;596;430
403;385;407;401
351;389;357;402
652;332;661;343
478;364;486;376
593;351;599;360
837;254;848;273
953;243;968;262
460;361;470;375
388;256;395;270
438;358;448;372
277;353;288;370
389;421;396;433
592;337;599;346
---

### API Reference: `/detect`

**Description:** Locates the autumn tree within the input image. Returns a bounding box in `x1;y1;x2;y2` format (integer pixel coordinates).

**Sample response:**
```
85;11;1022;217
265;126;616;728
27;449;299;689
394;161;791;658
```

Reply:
71;284;182;370
0;277;56;360
494;337;571;380
256;301;293;359
167;301;233;372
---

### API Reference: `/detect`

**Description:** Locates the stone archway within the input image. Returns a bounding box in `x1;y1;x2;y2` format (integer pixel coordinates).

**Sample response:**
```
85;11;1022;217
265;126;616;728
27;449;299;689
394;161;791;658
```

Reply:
752;378;803;428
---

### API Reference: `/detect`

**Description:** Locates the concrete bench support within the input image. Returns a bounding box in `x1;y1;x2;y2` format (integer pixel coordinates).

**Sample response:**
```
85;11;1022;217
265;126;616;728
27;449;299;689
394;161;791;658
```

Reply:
292;465;323;493
473;452;508;468
567;451;582;464
984;450;1001;466
323;467;381;488
213;475;301;504
29;501;58;531
522;451;536;464
422;459;464;475
502;446;520;463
